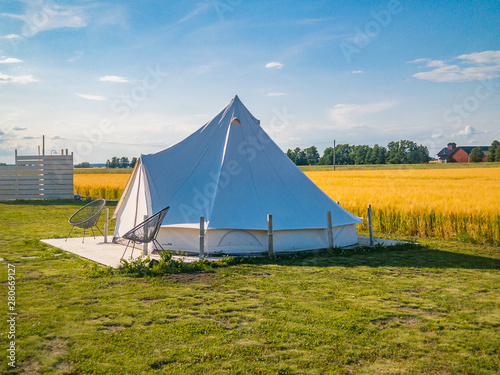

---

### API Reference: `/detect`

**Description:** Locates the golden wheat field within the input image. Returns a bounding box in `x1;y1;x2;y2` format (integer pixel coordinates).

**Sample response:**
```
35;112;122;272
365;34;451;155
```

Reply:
74;166;500;245
74;174;130;200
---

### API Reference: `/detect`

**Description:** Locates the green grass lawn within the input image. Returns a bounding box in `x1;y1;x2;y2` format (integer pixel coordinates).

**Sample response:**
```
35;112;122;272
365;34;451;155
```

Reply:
1;202;499;374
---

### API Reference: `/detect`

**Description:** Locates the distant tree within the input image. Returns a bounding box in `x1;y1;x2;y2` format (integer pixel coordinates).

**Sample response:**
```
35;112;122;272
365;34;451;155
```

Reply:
487;140;499;162
286;147;307;165
106;157;120;168
387;140;429;164
354;145;370;164
410;145;431;164
335;144;355;165
364;148;373;164
295;149;307;165
387;141;404;164
119;157;130;168
0;162;7;166
75;162;91;168
371;144;387;164
130;157;138;168
112;157;120;168
286;149;297;164
469;147;485;162
319;147;334;165
304;146;320;165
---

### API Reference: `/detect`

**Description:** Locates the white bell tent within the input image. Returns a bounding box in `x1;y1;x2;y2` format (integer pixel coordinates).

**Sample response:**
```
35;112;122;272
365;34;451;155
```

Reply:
112;96;361;255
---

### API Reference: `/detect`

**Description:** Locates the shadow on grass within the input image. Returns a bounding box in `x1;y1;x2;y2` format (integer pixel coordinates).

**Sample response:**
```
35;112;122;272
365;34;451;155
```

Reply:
238;244;500;271
113;244;500;278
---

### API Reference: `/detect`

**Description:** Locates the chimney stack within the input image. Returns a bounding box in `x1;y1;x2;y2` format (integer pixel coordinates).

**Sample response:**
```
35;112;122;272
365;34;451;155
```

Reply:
447;142;456;150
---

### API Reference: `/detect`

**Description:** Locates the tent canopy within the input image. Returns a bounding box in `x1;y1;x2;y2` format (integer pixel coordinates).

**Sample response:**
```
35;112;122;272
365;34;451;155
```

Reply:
113;96;360;251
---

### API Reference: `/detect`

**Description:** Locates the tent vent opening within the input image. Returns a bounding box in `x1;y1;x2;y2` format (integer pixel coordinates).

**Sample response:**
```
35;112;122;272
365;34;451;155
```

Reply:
231;118;241;125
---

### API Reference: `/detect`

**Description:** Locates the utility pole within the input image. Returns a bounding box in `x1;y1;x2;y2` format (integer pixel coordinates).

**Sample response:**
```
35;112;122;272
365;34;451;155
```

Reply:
333;139;336;171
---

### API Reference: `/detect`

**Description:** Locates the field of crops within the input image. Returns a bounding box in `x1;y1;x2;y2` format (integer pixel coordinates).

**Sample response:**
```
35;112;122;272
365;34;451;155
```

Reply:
74;173;130;200
74;165;500;245
309;167;500;245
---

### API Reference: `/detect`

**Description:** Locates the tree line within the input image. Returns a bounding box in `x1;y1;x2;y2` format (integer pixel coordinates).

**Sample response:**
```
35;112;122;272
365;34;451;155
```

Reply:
465;140;500;162
286;140;431;165
105;156;138;168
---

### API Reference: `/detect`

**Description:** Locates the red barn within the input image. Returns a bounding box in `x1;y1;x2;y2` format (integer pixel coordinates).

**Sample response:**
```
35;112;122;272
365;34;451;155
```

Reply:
437;143;489;163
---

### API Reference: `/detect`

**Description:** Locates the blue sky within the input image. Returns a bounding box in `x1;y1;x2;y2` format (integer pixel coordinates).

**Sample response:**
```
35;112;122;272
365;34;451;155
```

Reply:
0;0;499;163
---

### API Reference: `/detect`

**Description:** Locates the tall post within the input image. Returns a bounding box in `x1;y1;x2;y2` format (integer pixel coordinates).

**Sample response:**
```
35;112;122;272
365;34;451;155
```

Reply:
199;216;205;260
267;214;274;256
42;135;45;156
326;211;333;249
143;214;148;255
333;139;336;171
368;204;374;246
104;208;109;243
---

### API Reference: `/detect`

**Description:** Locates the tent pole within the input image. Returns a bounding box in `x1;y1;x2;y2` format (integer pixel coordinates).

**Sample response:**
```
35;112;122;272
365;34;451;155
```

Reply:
199;216;205;260
267;214;274;256
368;204;374;246
326;211;333;249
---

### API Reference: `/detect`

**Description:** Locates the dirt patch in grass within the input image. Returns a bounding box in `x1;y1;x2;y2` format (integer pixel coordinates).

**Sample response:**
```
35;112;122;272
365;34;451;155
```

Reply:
399;306;440;317
56;360;74;372
22;270;42;281
371;315;421;328
163;272;217;284
43;337;68;358
22;358;41;375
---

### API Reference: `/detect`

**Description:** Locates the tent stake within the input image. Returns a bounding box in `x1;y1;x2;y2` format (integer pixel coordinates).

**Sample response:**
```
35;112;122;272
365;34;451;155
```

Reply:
267;214;274;256
199;216;205;260
326;211;333;249
368;204;374;246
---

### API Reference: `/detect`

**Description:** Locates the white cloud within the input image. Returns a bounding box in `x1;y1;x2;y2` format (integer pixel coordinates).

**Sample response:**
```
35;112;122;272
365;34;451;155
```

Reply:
1;2;87;36
265;62;284;69
99;75;129;83
0;73;37;84
3;34;20;39
178;3;210;23
267;92;287;97
66;51;83;63
329;101;397;128
351;70;363;74
458;51;500;65
0;58;23;64
410;50;500;82
452;125;481;137
75;93;107;101
186;64;215;76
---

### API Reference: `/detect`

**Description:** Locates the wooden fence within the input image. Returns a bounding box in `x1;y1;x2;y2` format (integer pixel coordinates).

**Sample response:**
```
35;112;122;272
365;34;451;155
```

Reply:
0;153;74;200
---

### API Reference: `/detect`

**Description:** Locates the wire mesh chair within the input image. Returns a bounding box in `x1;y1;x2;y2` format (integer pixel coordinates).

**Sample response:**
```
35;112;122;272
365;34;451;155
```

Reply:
66;199;106;243
121;206;170;259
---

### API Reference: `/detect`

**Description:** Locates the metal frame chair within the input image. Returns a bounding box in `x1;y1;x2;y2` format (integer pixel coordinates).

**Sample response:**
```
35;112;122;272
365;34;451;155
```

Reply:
121;206;170;259
66;199;106;243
